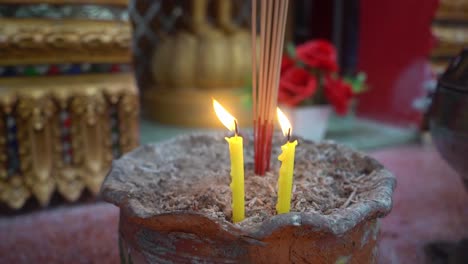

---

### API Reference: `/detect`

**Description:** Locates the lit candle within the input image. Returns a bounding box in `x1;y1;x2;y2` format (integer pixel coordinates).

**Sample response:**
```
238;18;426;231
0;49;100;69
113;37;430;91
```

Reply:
213;99;245;223
276;108;298;214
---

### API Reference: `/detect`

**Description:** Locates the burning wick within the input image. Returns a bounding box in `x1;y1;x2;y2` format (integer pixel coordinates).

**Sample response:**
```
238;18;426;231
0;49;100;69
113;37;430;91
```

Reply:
234;120;239;136
212;99;245;223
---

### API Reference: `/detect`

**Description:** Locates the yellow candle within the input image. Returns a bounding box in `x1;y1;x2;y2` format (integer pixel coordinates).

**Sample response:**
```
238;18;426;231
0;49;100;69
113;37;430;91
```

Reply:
213;99;245;223
276;108;297;214
225;135;245;223
276;139;297;214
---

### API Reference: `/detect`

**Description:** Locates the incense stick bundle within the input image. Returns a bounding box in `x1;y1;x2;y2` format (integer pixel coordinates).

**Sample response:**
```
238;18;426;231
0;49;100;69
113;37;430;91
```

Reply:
252;0;289;175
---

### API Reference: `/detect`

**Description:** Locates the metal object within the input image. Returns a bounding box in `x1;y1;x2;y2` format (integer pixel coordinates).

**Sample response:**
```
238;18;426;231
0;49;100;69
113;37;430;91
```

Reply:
429;48;468;189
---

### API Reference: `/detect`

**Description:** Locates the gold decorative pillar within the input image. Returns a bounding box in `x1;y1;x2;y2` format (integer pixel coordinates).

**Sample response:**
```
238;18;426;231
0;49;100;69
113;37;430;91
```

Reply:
105;87;140;154
0;92;30;209
0;74;139;209
16;90;57;206
70;88;111;194
0;1;139;210
53;89;85;202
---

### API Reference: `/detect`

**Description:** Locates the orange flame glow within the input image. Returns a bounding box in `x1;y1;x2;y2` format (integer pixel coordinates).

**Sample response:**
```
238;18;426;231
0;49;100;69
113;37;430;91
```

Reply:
213;99;236;131
277;107;292;137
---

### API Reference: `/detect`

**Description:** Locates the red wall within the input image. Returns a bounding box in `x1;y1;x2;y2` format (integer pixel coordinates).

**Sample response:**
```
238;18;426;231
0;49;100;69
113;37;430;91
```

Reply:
357;0;439;126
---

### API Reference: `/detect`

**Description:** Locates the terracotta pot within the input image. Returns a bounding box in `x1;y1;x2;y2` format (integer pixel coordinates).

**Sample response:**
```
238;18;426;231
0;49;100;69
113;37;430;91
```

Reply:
281;105;332;141
102;133;395;264
116;211;381;264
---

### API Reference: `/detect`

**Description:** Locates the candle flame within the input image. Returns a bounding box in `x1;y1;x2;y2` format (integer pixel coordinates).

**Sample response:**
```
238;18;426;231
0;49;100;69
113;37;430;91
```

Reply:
277;107;292;137
213;99;236;131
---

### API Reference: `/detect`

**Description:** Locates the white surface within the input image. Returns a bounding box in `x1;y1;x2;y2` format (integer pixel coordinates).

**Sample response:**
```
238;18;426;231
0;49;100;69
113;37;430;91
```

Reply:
283;105;332;141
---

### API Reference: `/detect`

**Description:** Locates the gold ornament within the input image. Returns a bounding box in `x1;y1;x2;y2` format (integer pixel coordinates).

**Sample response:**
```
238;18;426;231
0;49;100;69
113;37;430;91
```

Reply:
16;89;57;206
0;74;139;209
0;19;131;65
70;87;111;194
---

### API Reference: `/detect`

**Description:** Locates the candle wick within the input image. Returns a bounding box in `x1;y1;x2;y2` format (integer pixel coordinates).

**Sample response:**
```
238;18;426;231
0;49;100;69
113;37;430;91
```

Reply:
234;120;239;136
287;128;291;142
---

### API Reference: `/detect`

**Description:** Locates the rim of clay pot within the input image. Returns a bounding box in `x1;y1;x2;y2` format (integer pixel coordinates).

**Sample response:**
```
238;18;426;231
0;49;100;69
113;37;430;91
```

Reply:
101;132;396;238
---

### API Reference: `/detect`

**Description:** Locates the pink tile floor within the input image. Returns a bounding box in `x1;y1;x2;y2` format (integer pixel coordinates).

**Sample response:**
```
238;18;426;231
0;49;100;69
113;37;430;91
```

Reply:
0;145;467;264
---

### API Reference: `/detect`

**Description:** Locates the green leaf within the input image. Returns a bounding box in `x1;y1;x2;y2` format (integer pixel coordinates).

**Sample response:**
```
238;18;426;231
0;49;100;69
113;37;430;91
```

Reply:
286;42;296;58
296;60;306;68
356;72;367;83
241;94;252;109
344;72;368;94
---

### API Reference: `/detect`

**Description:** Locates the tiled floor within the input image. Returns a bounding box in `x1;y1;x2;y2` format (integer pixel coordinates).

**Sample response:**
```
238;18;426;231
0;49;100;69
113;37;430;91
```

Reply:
1;145;467;263
373;145;468;263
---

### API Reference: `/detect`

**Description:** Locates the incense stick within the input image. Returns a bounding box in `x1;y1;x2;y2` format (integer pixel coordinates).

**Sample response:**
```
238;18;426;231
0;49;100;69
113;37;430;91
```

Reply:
263;0;283;171
252;0;289;175
271;0;289;120
251;0;257;122
260;0;272;173
255;0;267;174
251;0;258;169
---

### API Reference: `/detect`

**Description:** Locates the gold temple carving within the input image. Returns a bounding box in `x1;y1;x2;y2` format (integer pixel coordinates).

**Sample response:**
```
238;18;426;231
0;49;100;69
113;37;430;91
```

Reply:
0;0;128;6
0;19;131;65
0;73;139;209
135;0;254;127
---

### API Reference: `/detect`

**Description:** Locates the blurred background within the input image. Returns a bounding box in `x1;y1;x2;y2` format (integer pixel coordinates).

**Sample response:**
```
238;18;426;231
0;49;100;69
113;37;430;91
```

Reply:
0;0;467;263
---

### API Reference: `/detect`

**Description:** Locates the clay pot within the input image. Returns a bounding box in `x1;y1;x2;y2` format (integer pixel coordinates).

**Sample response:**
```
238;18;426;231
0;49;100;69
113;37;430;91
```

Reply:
102;133;395;264
116;211;381;264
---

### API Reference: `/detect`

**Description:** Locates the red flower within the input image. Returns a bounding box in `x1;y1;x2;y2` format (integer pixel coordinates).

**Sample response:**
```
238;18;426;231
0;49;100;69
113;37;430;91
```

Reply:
324;75;353;115
296;40;338;72
281;55;295;74
278;67;317;106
